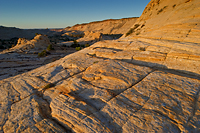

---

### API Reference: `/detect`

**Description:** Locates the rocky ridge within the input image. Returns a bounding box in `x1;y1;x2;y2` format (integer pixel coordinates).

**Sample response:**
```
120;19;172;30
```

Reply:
65;17;138;35
0;0;200;133
0;37;200;132
0;34;76;80
0;26;60;40
125;0;200;43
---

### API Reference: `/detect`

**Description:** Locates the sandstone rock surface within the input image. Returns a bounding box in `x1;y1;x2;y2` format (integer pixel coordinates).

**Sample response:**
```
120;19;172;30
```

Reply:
1;0;200;132
65;17;138;35
125;0;200;43
0;36;200;132
0;35;76;80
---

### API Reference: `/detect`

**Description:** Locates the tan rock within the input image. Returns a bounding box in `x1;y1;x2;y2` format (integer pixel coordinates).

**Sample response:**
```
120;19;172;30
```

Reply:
0;0;200;132
126;0;200;43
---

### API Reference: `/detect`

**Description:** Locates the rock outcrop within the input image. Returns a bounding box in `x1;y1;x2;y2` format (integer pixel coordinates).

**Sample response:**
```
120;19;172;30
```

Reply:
0;0;200;132
125;0;200;43
4;34;52;53
1;37;200;132
65;17;138;35
0;34;76;80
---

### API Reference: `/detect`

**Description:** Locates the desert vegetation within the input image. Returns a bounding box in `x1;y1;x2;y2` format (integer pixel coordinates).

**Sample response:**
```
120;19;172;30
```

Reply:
157;6;168;14
125;24;140;37
38;50;48;57
0;37;18;50
47;44;54;51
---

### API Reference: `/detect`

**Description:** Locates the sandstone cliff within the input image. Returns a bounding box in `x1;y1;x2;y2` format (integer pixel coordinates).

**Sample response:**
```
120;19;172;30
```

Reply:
65;17;138;35
0;0;200;133
125;0;200;43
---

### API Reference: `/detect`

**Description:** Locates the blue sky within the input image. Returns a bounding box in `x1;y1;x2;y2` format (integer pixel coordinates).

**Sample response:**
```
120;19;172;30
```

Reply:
0;0;150;29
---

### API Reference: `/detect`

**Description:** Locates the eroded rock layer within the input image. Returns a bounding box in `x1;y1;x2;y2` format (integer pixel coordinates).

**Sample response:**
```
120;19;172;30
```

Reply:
126;0;200;43
1;0;200;132
0;37;200;132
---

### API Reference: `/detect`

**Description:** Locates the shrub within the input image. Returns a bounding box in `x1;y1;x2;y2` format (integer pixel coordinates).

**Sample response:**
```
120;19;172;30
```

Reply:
47;44;54;51
173;4;176;8
81;44;85;48
73;40;78;44
139;47;146;51
126;28;134;37
93;61;99;64
136;32;140;35
71;40;80;48
44;83;55;89
125;24;140;37
157;6;168;15
38;50;47;57
75;47;81;51
85;43;90;47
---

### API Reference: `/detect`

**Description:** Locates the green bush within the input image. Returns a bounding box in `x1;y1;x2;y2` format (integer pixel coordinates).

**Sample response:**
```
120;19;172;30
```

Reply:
125;24;140;37
75;47;81;51
38;50;47;57
44;83;55;89
47;44;54;51
73;40;78;44
81;44;85;48
71;40;80;48
85;43;90;47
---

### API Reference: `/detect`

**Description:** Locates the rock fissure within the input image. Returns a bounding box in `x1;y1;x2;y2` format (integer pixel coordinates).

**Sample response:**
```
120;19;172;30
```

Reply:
104;70;154;105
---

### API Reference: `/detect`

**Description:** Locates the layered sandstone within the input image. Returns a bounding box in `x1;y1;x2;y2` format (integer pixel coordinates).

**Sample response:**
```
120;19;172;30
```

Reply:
125;0;200;43
0;37;200;132
0;34;76;80
65;17;138;35
0;0;200;132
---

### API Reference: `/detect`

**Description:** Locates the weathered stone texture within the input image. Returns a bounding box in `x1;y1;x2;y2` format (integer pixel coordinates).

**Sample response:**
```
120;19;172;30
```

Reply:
1;0;200;132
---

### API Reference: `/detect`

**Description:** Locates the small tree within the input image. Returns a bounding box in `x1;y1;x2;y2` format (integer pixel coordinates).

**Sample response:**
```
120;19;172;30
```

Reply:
38;50;47;57
75;47;81;51
47;44;54;51
71;40;80;48
85;44;90;47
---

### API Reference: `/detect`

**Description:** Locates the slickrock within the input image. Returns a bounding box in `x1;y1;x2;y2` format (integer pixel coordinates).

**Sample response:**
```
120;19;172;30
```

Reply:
1;0;200;132
0;34;76;80
65;17;138;35
125;0;200;43
1;36;200;132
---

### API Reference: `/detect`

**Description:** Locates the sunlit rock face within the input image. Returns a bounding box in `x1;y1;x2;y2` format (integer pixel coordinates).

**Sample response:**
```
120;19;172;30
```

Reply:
0;34;75;80
0;0;200;133
15;34;52;51
125;0;200;43
65;17;138;35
